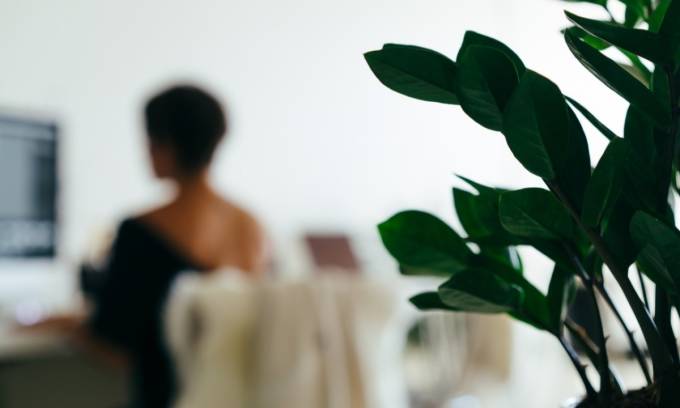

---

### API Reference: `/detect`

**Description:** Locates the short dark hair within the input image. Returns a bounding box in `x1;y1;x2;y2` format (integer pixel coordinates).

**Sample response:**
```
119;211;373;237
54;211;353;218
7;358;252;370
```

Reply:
144;85;227;173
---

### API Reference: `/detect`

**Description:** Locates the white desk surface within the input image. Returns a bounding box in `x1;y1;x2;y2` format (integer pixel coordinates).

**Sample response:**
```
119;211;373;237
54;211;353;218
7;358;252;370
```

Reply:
0;261;78;361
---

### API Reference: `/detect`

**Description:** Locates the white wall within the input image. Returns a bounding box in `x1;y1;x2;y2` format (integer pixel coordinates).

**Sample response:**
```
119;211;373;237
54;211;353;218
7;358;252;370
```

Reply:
0;1;638;405
0;0;624;272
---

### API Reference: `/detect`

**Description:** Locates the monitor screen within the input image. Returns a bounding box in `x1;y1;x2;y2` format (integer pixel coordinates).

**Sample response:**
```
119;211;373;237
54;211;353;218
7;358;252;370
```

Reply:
0;115;57;258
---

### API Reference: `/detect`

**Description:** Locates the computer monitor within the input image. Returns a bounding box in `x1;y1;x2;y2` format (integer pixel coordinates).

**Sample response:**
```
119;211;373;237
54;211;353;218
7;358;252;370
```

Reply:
0;114;58;258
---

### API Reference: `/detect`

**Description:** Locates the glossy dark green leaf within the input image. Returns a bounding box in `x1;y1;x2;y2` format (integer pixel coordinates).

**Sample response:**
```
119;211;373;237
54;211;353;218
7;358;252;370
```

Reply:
499;188;576;240
438;268;524;313
379;211;471;277
547;265;577;329
453;176;524;247
618;63;650;87
557;107;592;212
566;12;674;65
624;105;655;165
618;0;647;18
650;0;672;32
623;4;642;27
621;107;659;212
564;26;611;50
652;67;671;108
582;138;630;227
364;44;459;104
565;30;671;127
457;31;526;74
619;50;652;85
630;211;680;294
565;96;619;140
454;188;496;239
603;198;638;267
410;292;462;311
456;45;521;131
659;0;680;39
636;246;677;294
473;252;553;330
502;70;570;179
479;246;523;274
453;185;506;240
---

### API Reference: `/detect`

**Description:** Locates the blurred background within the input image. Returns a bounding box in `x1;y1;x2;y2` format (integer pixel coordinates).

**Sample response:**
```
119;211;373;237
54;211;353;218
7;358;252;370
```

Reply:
0;0;644;407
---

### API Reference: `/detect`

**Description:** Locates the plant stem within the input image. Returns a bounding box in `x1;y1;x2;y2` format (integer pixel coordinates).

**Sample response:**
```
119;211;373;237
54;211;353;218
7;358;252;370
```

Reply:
559;335;598;400
564;247;612;397
637;267;651;311
655;288;680;365
565;318;624;394
548;181;674;380
594;279;652;384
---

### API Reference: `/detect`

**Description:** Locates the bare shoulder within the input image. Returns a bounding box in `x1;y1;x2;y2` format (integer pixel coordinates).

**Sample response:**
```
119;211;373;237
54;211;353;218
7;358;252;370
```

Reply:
218;198;267;275
219;199;262;236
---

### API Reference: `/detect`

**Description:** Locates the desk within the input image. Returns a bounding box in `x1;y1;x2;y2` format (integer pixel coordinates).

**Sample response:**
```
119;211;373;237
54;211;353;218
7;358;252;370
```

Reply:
0;328;69;362
0;261;127;408
0;325;127;408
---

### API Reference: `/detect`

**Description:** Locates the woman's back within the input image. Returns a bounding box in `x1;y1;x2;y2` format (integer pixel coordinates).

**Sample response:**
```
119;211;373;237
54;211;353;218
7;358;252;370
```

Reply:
90;196;264;407
87;85;266;407
140;191;265;275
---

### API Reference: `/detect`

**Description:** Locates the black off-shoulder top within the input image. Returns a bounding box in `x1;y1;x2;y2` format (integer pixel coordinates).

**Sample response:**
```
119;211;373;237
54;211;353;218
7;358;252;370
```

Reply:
89;218;202;408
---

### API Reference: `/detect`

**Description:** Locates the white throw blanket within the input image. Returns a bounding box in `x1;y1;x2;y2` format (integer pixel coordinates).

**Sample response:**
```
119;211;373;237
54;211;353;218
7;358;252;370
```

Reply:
165;271;409;408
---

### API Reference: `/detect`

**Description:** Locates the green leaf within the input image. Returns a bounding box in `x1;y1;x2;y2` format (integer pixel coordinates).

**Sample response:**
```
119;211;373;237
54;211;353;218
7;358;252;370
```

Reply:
456;45;522;131
499;188;576;241
636;246;677;295
454;179;579;270
559;107;592;212
659;0;680;38
454;188;497;239
438;268;524;313
619;50;652;85
623;4;642;27
619;0;647;14
564;30;671;127
410;292;462;311
453;185;506;241
603;198;638;267
621;107;659;212
630;211;680;294
364;44;459;104
379;211;472;277
582;138;630;227
566;12;674;65
474;253;554;330
624;105;655;165
547;265;577;329
565;96;619;140
454;176;525;247
652;67;671;108
649;0;671;32
457;31;526;74
618;63;650;87
479;246;523;274
564;26;611;50
502;70;570;179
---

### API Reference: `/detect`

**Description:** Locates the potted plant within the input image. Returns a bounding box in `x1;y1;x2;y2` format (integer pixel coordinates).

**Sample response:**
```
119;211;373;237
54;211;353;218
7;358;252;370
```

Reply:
365;0;679;406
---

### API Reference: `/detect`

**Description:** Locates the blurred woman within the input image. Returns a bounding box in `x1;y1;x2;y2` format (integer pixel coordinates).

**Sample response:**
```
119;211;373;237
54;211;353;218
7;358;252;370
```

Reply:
35;85;266;408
